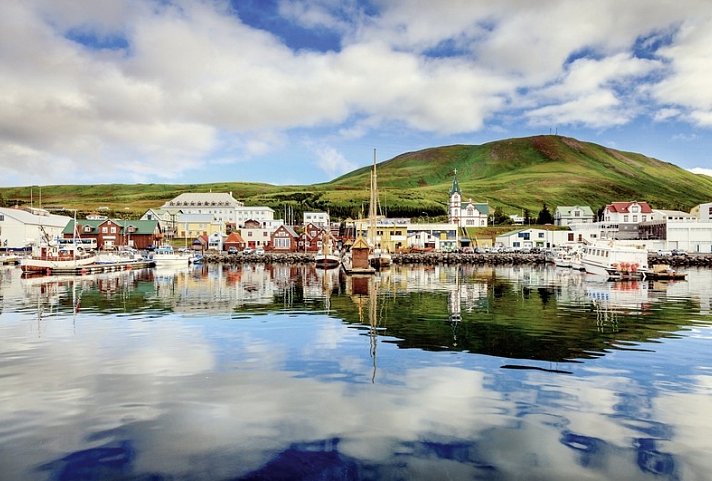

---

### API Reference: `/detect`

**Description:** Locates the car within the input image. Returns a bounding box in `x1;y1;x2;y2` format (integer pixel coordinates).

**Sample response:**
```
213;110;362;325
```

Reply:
671;249;688;256
243;247;254;255
254;247;265;255
227;246;239;255
657;249;672;256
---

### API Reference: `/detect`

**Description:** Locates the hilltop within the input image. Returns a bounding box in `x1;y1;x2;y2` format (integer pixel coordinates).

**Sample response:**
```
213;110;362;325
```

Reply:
2;135;710;219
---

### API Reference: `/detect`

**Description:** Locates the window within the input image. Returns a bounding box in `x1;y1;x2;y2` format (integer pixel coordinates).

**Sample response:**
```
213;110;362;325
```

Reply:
102;227;108;233
574;211;580;216
642;215;647;222
0;214;3;221
110;226;117;234
84;226;92;233
632;215;638;222
538;232;544;238
263;231;268;237
248;232;252;237
623;215;629;222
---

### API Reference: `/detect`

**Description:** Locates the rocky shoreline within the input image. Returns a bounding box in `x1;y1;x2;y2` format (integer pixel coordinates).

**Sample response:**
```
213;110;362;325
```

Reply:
200;251;712;267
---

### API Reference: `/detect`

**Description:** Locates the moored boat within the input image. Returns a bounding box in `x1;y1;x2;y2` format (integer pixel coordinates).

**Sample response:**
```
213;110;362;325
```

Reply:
20;244;97;275
581;241;649;280
315;231;340;269
152;246;193;267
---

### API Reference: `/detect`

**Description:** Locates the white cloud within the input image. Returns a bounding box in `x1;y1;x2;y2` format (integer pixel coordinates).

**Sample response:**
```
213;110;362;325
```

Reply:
1;0;712;185
689;167;712;178
311;144;357;178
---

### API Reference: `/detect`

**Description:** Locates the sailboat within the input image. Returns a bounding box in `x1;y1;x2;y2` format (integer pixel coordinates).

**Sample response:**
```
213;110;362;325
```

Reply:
367;149;392;269
314;230;340;269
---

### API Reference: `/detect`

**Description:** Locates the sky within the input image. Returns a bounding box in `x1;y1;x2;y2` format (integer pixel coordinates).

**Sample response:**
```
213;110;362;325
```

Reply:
1;0;712;188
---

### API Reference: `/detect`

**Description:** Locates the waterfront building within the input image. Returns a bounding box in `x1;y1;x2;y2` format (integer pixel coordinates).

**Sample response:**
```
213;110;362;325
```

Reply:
241;219;274;249
0;207;71;250
603;201;653;240
495;228;574;250
271;225;299;252
63;219;162;250
554;205;595;226
448;171;489;227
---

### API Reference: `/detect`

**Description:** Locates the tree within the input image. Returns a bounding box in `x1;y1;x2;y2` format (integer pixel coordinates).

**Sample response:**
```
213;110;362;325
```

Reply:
523;209;532;225
536;203;554;225
492;206;509;225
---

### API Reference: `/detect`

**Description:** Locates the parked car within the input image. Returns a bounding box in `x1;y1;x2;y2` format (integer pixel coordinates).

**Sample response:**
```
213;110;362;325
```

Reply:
255;247;265;255
243;247;254;255
657;249;672;256
671;249;688;256
227;246;239;255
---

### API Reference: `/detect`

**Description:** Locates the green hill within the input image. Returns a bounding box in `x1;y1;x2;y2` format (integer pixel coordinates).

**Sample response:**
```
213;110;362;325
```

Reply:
2;135;711;219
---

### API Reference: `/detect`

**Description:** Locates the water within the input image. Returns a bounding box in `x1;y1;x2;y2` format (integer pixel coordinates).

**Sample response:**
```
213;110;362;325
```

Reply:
1;263;711;481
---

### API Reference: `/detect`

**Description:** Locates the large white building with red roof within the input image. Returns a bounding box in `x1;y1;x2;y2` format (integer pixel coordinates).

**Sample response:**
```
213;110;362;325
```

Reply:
603;201;653;224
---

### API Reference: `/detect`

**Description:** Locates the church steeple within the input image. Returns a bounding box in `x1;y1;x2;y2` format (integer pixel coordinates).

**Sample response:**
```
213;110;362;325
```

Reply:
449;168;461;195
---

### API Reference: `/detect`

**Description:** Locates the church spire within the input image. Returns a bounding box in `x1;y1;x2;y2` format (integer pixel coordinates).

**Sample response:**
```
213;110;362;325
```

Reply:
449;168;461;195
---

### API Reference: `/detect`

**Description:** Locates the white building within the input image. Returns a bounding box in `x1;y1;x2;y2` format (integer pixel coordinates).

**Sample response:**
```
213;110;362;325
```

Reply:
448;171;489;227
555;205;595;226
496;228;574;250
692;202;712;222
160;192;275;229
235;206;275;228
0;207;71;249
303;211;330;227
650;209;697;222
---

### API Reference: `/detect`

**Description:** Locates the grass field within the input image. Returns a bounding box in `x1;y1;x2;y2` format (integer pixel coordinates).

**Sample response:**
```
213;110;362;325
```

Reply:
2;135;710;220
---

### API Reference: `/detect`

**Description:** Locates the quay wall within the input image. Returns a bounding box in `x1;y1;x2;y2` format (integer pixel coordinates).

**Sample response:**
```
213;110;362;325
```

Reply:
200;252;712;267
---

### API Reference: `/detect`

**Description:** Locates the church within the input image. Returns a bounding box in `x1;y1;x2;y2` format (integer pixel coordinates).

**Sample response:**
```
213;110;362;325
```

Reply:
448;170;489;227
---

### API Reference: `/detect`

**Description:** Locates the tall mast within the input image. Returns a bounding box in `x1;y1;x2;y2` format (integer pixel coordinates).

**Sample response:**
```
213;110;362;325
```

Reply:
368;149;378;247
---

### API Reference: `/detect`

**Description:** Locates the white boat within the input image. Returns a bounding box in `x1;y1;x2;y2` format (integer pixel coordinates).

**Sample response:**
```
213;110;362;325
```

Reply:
20;243;97;275
552;249;572;268
570;250;586;271
152;246;193;267
581;241;649;279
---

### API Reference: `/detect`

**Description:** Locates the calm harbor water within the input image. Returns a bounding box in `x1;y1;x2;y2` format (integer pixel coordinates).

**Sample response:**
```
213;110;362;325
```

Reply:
1;263;711;481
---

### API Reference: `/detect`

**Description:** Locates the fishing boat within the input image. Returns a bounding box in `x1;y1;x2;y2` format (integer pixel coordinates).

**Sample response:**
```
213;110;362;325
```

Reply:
581;241;649;280
152;245;193;267
20;242;97;275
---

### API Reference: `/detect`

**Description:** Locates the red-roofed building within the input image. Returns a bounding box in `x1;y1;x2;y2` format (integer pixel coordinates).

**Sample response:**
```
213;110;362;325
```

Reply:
603;201;654;240
223;232;246;251
604;201;653;223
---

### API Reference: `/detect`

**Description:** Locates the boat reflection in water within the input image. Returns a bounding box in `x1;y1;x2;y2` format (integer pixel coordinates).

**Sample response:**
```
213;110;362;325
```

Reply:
1;263;711;481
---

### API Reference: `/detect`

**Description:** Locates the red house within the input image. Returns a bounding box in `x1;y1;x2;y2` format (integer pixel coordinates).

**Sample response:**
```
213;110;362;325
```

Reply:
271;225;298;252
223;232;246;251
64;219;162;250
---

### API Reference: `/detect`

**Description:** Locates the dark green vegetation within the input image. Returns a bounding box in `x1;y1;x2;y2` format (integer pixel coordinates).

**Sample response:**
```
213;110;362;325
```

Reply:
2;135;711;219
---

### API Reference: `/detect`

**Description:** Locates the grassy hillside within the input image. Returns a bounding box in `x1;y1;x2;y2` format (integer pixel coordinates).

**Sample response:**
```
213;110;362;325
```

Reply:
2;135;711;219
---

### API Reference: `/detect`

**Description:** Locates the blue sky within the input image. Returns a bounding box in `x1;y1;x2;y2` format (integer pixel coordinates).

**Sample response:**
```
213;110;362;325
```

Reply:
1;0;711;187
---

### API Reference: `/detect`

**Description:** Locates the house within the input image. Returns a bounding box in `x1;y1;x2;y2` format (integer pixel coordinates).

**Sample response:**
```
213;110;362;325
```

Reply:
353;218;410;252
405;222;460;252
603;201;654;240
554;206;595;226
223;232;246;251
64;219;162;249
140;208;182;238
298;223;326;252
0;207;71;250
496;228;573;250
448;171;489;227
207;232;225;251
241;219;273;249
303;211;330;228
271;225;299;252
